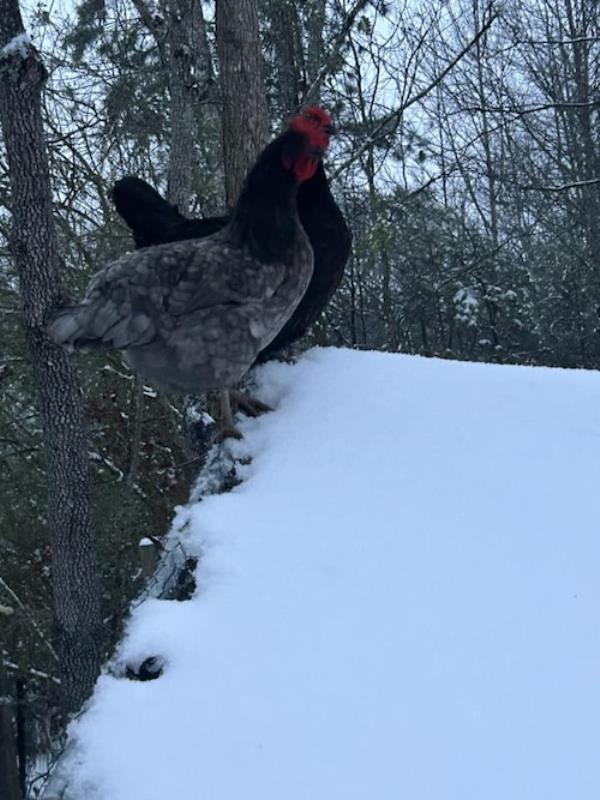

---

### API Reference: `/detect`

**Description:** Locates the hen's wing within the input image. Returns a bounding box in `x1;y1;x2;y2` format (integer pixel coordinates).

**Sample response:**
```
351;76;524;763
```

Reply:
48;237;286;351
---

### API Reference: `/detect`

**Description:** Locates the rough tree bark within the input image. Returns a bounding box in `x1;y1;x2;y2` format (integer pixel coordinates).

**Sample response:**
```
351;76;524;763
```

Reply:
304;0;326;103
165;0;196;212
216;0;269;207
266;0;301;117
0;0;102;713
164;0;212;212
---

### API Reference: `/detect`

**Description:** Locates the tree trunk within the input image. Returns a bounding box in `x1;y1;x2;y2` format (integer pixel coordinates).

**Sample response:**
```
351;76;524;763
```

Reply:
564;0;600;275
163;0;212;213
165;0;195;212
216;0;269;207
304;0;326;103
0;0;102;714
266;0;301;117
0;664;21;800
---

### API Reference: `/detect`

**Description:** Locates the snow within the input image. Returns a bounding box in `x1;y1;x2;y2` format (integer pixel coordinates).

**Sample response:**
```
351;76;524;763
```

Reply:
59;348;600;799
454;286;479;324
1;33;31;59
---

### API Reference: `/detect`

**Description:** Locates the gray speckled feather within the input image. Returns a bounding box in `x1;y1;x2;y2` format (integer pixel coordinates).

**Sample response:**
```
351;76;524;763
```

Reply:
48;227;313;393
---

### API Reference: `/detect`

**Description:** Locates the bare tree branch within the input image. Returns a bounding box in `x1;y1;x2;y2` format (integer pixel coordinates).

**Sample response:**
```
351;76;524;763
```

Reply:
0;576;58;662
332;6;499;179
521;177;600;192
302;0;371;106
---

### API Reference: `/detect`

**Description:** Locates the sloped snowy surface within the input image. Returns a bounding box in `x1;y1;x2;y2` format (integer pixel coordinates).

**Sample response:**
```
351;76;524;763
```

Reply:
61;349;600;799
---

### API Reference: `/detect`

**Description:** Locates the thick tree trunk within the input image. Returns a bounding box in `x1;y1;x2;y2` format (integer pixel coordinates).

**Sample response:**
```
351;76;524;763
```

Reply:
216;0;269;207
0;0;102;713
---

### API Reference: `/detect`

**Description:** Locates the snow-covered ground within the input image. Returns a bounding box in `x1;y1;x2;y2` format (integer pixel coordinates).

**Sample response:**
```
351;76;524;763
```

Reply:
59;348;600;799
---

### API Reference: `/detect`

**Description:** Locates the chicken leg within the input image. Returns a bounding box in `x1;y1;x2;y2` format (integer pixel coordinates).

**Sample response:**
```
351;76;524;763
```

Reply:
219;391;243;440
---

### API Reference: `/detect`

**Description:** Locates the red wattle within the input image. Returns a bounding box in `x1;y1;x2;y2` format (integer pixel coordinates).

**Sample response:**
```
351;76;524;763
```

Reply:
293;154;319;183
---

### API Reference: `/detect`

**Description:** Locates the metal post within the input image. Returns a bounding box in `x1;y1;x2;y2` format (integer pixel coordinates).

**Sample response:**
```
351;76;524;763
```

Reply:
139;538;158;579
15;679;26;797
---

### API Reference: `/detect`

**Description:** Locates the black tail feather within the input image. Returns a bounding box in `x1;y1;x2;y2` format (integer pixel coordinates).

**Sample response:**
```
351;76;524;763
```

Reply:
111;177;184;248
111;176;229;248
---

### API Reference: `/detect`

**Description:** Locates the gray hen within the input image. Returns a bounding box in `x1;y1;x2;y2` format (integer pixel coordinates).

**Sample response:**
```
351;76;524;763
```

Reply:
48;107;333;397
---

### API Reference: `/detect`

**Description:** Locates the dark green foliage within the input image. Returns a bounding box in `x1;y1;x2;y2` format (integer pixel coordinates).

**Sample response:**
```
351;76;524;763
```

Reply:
64;0;108;61
321;184;540;365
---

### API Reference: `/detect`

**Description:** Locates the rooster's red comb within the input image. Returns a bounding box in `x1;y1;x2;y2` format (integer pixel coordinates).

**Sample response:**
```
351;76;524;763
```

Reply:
299;106;332;128
288;106;333;153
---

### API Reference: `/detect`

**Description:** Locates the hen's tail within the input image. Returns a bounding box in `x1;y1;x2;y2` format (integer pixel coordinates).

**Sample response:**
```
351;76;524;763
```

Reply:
48;298;153;352
112;176;229;248
47;305;102;350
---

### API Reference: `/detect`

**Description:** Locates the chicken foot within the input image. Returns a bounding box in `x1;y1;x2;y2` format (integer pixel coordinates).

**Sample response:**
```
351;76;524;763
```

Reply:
229;389;273;418
218;389;273;440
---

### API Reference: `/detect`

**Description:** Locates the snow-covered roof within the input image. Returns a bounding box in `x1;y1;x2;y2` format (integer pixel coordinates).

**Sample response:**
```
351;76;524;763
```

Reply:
55;347;600;799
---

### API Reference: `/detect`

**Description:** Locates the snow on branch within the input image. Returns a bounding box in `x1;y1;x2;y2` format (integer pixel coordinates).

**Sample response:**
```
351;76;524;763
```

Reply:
521;177;600;192
0;575;58;661
517;35;600;46
0;32;31;60
3;659;61;684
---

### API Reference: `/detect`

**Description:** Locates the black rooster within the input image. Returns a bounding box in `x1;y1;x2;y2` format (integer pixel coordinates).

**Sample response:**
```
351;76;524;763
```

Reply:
48;108;333;431
111;141;351;366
